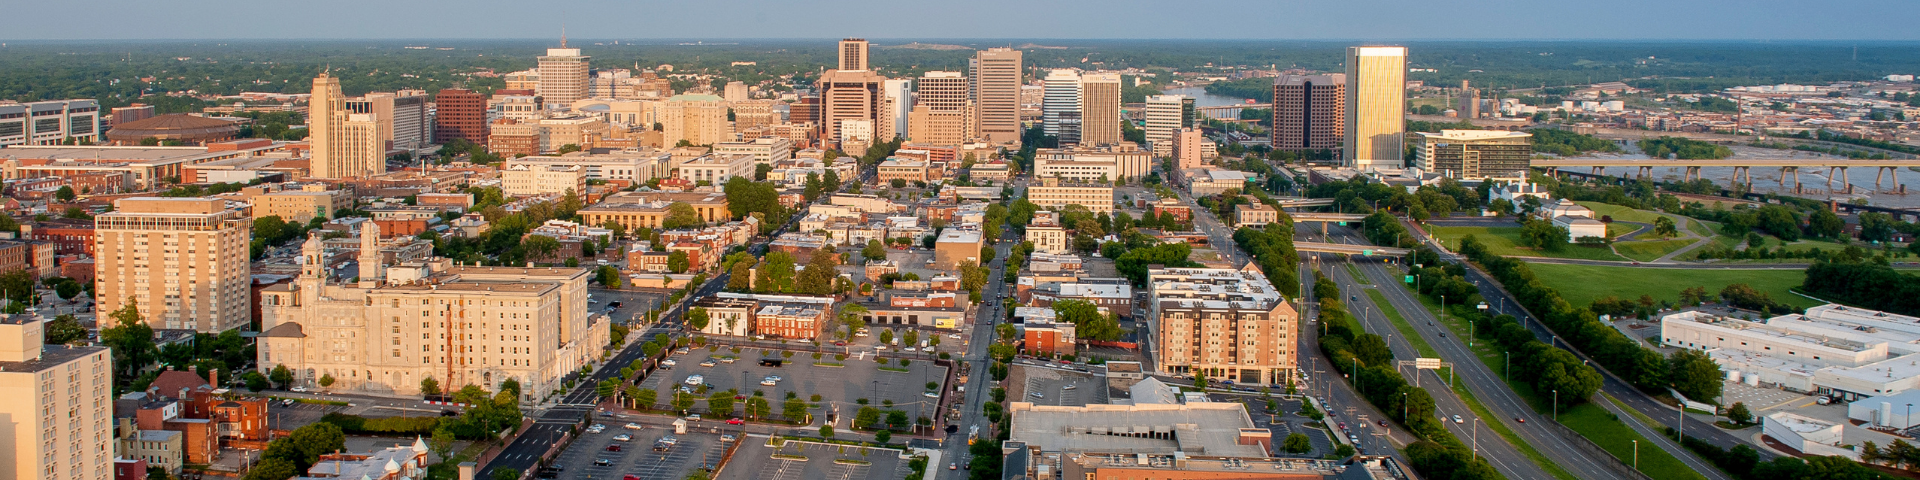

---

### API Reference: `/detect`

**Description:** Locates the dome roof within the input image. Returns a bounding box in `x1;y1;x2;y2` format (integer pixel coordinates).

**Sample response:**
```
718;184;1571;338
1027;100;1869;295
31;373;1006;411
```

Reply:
105;113;241;143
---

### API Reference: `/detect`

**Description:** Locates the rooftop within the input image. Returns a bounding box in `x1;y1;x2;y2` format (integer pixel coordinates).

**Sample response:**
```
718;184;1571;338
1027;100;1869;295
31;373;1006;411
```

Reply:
1007;401;1266;457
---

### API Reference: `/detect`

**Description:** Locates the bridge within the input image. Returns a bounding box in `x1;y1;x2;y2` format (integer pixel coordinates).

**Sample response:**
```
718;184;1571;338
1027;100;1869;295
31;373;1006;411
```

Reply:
1532;158;1920;194
1294;242;1410;257
1289;212;1368;235
1194;103;1272;119
1273;197;1335;207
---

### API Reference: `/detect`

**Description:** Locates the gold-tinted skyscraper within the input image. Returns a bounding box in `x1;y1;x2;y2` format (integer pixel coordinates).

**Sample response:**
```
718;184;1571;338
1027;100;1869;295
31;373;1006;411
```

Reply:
1344;46;1407;169
971;47;1023;144
838;38;869;72
1078;73;1122;146
538;37;590;106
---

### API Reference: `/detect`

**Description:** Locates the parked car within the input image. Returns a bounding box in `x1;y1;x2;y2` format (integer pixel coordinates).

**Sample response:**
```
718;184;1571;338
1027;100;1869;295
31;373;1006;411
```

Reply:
593;458;612;466
727;418;744;425
685;375;705;386
699;360;717;367
613;434;632;442
625;423;643;430
606;444;622;452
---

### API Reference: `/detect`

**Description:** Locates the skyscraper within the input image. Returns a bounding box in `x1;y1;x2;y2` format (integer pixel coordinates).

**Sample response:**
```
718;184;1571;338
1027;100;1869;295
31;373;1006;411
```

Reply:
838;38;870;72
1144;94;1192;146
1078;73;1122;147
1344;46;1407;169
907;71;974;145
0;318;113;480
883;79;913;141
309;73;385;178
347;90;429;150
818;69;890;150
1041;69;1082;145
1270;74;1346;154
971;48;1023;144
723;81;750;102
433;88;487;144
538;38;590;107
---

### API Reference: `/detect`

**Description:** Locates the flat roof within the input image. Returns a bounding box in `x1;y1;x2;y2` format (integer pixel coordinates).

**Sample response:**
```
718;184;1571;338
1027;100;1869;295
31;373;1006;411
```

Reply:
1007;401;1265;457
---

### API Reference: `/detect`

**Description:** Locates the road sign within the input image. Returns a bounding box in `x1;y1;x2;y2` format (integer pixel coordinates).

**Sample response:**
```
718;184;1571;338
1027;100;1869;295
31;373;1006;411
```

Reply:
1404;275;1415;284
1337;222;1348;226
1362;250;1373;256
1414;358;1444;370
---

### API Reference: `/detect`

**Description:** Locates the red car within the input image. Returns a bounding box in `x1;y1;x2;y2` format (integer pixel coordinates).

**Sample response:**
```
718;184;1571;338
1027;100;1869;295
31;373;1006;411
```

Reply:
727;418;745;425
607;444;622;452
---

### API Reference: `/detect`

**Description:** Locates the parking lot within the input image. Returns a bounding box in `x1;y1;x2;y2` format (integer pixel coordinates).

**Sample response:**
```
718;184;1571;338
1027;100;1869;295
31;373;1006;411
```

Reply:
546;423;731;480
269;400;350;430
1215;394;1336;458
718;438;910;480
590;288;670;324
638;346;950;423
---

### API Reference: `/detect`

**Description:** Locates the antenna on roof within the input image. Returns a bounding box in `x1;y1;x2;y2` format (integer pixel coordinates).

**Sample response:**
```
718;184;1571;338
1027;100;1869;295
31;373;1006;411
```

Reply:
561;25;568;48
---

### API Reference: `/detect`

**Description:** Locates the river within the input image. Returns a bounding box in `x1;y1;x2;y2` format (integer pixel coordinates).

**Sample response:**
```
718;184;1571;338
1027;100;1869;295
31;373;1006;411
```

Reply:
1160;86;1251;108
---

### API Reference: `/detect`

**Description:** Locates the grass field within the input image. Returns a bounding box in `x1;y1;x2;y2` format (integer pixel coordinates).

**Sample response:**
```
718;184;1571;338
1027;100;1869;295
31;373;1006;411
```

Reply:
1576;201;1666;224
1615;239;1698;262
1521;262;1824;310
1431;226;1628;262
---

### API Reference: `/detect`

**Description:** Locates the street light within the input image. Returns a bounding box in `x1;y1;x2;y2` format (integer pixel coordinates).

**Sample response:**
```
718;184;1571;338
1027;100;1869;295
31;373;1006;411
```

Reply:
1474;303;1488;347
1553;390;1559;421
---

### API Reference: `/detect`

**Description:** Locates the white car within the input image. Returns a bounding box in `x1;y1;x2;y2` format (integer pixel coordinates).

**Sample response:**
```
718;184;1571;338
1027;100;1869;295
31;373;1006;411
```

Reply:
625;423;644;430
923;391;939;398
662;359;677;367
719;357;737;364
1452;415;1465;424
1062;384;1077;390
685;375;705;386
290;386;309;393
699;360;716;367
760;379;778;386
767;375;781;381
613;434;633;442
686;414;701;422
949;333;962;339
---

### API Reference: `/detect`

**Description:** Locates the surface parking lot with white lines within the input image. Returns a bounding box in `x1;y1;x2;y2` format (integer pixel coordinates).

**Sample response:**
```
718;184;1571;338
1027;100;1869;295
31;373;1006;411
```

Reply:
547;424;727;480
717;439;908;480
639;346;949;420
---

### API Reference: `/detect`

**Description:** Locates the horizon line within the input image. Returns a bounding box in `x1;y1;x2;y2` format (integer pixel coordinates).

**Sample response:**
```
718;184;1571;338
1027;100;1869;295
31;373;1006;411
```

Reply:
3;37;1918;44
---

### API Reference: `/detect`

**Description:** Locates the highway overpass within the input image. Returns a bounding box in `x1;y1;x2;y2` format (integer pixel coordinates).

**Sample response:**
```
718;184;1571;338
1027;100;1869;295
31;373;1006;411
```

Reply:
1294;241;1409;256
1533;158;1920;193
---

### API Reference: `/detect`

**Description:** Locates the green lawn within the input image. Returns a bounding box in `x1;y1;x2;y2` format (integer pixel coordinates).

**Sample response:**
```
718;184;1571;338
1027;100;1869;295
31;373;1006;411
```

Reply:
1576;201;1665;224
1615;239;1697;262
1431;226;1628;262
1521;262;1824;310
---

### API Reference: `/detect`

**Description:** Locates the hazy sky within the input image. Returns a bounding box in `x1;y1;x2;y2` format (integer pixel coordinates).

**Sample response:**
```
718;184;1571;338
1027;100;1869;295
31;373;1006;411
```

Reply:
10;0;1920;41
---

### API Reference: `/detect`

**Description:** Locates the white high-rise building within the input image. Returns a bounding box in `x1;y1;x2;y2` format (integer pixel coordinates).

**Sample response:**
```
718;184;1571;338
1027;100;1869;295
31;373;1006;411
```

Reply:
308;73;385;179
1144;94;1192;153
723;81;750;102
538;38;591;107
1042;70;1082;145
1344;46;1408;169
882;79;913;143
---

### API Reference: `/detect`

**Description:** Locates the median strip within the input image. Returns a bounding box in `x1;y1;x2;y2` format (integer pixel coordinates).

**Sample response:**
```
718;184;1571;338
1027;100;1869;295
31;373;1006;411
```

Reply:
1366;289;1578;480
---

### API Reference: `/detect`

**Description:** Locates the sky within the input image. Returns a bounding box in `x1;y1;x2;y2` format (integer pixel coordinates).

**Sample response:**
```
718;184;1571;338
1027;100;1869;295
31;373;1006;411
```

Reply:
9;0;1920;41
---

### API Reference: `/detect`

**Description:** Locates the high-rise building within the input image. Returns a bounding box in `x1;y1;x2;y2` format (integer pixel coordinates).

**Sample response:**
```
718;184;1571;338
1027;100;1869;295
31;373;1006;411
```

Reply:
1344;46;1407;169
659;94;729;147
882;79;913;143
971;48;1023;144
1041;70;1082;145
433;88;488;144
0;317;113;480
1270;74;1346;153
308;73;385;178
1412;130;1533;180
1144;94;1193;150
1460;80;1481;119
1077;73;1122;147
257;236;605;402
907;71;974;145
1150;264;1298;385
537;39;591;107
818;69;890;150
723;81;750;102
94;197;252;332
1171;127;1206;170
838;38;870;72
347;90;429;150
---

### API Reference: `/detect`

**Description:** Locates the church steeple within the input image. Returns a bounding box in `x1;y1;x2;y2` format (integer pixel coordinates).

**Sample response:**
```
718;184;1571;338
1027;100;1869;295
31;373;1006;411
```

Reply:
300;233;325;279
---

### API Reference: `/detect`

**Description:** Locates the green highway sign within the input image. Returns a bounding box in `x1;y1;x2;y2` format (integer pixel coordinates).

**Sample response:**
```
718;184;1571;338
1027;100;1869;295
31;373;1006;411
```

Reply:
1362;250;1373;256
1404;275;1415;284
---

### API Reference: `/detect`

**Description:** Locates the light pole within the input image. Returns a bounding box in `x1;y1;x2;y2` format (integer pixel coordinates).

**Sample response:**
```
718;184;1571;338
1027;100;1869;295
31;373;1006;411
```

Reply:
1553;390;1559;421
1472;418;1480;461
1474;303;1487;347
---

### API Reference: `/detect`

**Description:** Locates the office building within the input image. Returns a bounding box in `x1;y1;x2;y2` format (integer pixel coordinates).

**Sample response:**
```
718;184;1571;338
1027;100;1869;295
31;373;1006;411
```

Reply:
111;103;156;126
1412;130;1532;180
882;79;913;142
506;150;672;185
1149;264;1298;385
722;81;750;102
1041;70;1082;144
1271;74;1346;153
250;185;352;224
971;48;1023;144
907;71;974;145
1023;211;1069;255
501;164;588;197
876;158;928;183
1031;144;1151;184
1006;401;1269;457
818;69;891;151
1171;128;1207;169
433;88;488;144
696;293;834;340
257;235;604;402
308;73;386;178
94;197;251;332
537;39;591;107
1144;94;1193;149
1078;73;1122;146
346;90;430;150
658;94;729;147
837;38;869;72
0;317;114;480
932;228;985;269
0;99;101;147
1344;46;1407;169
579;191;733;231
1027;177;1115;214
712;137;793;166
676;153;754;185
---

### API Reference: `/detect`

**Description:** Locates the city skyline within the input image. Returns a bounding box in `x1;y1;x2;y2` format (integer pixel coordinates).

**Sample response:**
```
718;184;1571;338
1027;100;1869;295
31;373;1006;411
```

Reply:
5;0;1920;41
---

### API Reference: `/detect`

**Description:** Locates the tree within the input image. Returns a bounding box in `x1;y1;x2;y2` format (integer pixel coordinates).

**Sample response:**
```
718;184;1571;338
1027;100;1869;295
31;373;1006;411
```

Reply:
319;374;336;387
890;178;907;188
54;186;75;202
99;300;157;380
1653;216;1679;238
662;202;704;229
708;390;736;416
863;239;887;261
1807;209;1844;239
875;430;892;444
726;261;753;291
420;377;441;397
491;468;522;480
687;307;711;331
634;388;658;409
287;423;346;466
597;265;623;287
243;371;270;391
522;235;562;264
1727;402;1753;425
1283;433;1312;454
1054;299;1122;341
667;251;691;273
879;328;895;345
43;314;86;345
1668;348;1724;404
270;365;293;389
243;458;299;480
795;250;839;296
820;425;835;438
1520;219;1569;251
1193;370;1208;389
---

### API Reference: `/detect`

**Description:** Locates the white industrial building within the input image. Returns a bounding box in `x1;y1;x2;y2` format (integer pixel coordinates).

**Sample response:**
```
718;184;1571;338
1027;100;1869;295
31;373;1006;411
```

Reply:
1762;412;1859;460
1661;304;1920;402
